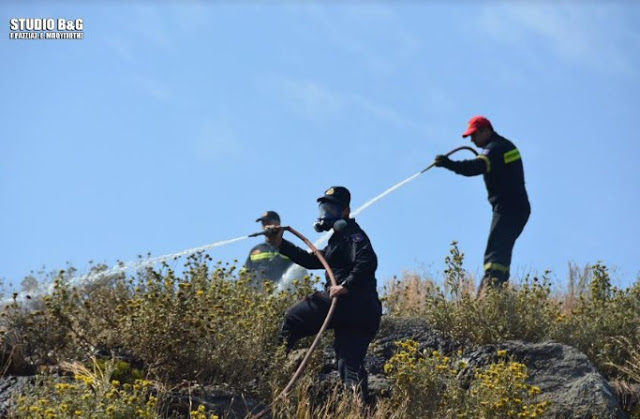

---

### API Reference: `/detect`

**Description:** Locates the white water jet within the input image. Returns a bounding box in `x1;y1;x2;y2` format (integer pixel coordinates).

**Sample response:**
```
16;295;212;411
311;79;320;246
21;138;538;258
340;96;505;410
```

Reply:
5;235;250;306
276;170;423;293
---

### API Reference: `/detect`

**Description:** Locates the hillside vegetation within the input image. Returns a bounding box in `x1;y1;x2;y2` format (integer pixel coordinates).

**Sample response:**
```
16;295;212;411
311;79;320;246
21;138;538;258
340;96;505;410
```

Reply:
1;244;639;418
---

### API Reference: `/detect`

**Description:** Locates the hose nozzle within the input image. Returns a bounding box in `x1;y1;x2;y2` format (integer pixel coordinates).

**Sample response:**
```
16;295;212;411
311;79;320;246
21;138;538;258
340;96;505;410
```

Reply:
248;226;284;238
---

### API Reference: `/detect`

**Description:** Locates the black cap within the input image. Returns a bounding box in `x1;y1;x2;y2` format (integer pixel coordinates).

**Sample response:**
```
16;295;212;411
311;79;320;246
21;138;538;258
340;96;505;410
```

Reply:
256;210;280;223
317;186;351;208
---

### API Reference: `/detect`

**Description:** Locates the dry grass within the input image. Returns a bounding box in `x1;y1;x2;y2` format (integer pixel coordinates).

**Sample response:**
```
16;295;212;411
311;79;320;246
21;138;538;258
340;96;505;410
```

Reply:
1;244;639;418
382;244;640;379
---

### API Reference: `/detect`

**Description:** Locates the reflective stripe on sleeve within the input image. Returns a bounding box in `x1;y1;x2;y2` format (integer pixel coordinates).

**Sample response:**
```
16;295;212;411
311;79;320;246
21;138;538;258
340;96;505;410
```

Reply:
250;252;290;261
478;155;491;173
504;149;521;164
250;252;278;261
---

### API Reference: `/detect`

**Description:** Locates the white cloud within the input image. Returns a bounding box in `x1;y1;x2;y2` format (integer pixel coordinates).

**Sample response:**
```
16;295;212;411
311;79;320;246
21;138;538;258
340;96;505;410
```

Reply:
262;77;437;138
193;118;244;163
169;1;208;32
104;36;134;62
350;94;436;138
134;4;174;52
133;76;171;102
100;5;175;63
266;78;345;121
286;3;422;74
480;3;637;77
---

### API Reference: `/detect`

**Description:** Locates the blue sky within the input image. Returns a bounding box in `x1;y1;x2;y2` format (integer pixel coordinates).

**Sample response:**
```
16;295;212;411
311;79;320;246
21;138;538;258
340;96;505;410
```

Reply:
2;2;639;293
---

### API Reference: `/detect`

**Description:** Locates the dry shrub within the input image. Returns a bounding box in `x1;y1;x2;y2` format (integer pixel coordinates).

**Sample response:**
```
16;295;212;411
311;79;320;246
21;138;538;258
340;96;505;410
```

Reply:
271;376;399;419
2;244;640;418
382;271;436;315
384;340;549;418
0;253;318;399
382;244;640;381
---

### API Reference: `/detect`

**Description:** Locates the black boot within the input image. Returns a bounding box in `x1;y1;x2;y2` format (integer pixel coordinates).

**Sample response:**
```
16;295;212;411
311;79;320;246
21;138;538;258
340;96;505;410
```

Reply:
477;270;509;297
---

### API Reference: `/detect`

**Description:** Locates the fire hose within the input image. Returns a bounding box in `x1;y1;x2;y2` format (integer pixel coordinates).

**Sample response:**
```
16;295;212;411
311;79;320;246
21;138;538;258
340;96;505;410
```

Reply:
251;146;478;418
251;224;338;419
421;145;478;173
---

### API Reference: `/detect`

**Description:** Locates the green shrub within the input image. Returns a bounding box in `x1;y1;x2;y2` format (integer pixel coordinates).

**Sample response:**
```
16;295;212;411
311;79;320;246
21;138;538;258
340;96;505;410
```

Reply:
551;263;640;376
1;254;318;398
382;245;640;381
2;245;639;418
10;358;162;419
386;243;561;345
384;340;549;418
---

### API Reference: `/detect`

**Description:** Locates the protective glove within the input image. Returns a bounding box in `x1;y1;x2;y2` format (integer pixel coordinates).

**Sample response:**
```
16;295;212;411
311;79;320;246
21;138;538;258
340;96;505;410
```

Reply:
434;154;451;168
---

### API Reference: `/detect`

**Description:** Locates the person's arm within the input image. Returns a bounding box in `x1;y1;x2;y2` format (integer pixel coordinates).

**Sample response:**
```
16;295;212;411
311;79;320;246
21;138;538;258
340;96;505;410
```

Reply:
436;155;488;177
278;239;325;270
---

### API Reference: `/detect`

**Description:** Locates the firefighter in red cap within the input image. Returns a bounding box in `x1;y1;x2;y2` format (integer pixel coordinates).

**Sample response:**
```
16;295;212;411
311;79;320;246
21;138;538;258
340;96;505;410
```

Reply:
434;116;531;294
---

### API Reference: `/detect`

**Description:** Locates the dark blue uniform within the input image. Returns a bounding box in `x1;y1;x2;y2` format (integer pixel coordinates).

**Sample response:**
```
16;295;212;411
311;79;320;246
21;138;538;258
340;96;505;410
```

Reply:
244;242;294;288
441;133;531;287
278;218;382;399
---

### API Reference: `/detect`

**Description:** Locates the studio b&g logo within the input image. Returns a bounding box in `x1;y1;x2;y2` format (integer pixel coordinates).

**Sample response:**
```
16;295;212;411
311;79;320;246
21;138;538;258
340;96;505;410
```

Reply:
9;18;85;40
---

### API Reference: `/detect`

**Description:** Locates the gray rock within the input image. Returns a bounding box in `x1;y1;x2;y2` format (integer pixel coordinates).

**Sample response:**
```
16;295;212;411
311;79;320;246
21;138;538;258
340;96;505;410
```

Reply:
0;376;33;417
162;384;268;419
362;318;626;418
0;316;628;419
311;316;459;402
368;316;464;375
464;341;627;419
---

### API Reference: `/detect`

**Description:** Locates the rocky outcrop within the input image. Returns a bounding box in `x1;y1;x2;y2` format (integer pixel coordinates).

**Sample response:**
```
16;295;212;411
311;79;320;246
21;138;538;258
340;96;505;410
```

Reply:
463;340;626;419
161;384;267;419
0;316;630;418
0;376;32;418
314;316;627;419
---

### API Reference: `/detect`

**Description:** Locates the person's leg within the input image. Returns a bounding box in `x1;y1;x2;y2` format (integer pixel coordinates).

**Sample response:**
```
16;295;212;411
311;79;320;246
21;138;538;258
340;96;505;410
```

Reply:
280;291;331;350
334;328;375;402
479;211;529;296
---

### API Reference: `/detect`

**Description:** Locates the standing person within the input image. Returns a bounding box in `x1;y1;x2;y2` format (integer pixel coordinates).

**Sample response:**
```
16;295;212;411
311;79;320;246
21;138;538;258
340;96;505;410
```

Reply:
244;211;305;289
267;186;382;402
434;116;531;295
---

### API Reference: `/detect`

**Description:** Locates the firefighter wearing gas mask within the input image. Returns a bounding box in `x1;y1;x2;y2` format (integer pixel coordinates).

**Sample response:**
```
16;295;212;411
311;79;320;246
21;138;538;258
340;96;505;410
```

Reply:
268;186;382;402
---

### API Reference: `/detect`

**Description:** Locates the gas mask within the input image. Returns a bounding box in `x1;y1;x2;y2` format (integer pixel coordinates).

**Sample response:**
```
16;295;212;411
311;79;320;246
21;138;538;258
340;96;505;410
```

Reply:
313;201;347;232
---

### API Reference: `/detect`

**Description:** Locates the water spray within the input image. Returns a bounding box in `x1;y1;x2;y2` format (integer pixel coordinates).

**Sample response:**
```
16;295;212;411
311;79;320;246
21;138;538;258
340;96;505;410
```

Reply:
4;235;252;306
7;147;478;307
276;145;479;292
254;146;480;415
4;146;481;416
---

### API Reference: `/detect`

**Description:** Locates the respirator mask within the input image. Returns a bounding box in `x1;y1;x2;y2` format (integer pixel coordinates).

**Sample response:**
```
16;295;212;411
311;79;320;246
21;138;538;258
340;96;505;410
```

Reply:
313;201;347;232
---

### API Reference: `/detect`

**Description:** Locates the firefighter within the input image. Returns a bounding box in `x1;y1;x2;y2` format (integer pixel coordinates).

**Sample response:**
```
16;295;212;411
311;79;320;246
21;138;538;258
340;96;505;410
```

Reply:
434;116;531;295
266;186;382;402
244;211;305;289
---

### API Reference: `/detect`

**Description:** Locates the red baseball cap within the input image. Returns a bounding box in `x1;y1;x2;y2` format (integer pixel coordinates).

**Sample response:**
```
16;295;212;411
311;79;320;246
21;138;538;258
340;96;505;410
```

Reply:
462;115;492;138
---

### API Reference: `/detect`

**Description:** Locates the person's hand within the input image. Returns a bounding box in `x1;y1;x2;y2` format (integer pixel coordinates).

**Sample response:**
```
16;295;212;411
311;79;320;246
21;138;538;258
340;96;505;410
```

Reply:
434;154;451;167
329;285;348;298
263;225;284;247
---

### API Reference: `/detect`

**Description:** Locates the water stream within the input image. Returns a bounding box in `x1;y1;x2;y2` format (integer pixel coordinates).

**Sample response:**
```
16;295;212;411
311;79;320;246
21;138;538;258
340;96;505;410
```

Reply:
8;165;432;304
277;170;424;291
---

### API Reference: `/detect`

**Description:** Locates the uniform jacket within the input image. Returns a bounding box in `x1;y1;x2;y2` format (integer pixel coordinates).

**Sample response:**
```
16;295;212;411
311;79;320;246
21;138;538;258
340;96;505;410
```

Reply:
444;133;530;213
244;241;294;284
278;218;379;302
